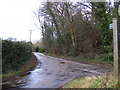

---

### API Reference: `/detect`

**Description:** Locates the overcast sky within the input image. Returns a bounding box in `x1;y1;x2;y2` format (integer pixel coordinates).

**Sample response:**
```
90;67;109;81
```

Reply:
0;0;115;43
0;0;43;43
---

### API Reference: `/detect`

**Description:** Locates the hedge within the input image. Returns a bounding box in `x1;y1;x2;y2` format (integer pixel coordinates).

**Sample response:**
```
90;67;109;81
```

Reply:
2;40;32;73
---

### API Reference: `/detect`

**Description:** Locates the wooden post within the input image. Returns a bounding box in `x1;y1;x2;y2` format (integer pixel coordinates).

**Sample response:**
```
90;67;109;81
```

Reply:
118;3;120;83
113;18;118;81
0;39;2;90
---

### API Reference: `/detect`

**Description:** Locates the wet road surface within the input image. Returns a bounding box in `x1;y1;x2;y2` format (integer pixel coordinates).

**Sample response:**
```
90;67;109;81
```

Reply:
2;52;113;88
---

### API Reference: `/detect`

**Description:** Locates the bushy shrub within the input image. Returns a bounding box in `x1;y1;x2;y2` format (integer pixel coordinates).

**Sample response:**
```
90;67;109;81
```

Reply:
68;45;77;56
34;46;45;53
38;47;45;53
98;52;113;64
35;47;39;52
2;40;32;73
103;45;113;53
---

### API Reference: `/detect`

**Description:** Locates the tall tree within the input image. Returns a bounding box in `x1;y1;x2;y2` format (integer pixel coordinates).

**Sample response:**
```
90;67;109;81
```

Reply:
36;1;115;58
91;2;113;52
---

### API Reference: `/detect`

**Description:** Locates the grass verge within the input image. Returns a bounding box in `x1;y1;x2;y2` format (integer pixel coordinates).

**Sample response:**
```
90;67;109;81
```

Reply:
2;54;37;78
63;74;120;88
43;53;113;65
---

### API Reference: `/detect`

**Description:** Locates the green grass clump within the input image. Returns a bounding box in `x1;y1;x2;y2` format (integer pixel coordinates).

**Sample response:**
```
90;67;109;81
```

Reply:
74;56;113;64
63;74;120;88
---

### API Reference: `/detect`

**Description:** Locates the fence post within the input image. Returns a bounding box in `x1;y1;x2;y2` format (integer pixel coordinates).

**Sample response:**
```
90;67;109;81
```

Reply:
113;18;118;81
118;3;120;83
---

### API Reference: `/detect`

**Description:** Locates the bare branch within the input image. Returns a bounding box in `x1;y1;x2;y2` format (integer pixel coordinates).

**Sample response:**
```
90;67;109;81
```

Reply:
78;3;92;9
34;23;41;30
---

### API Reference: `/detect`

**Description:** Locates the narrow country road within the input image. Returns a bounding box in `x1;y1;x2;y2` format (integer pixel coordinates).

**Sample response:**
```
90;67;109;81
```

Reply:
3;52;113;89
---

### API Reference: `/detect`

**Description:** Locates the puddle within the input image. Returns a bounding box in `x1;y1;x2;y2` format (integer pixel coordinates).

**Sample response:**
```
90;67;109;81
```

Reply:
82;70;88;72
31;69;43;73
60;62;65;64
89;70;102;74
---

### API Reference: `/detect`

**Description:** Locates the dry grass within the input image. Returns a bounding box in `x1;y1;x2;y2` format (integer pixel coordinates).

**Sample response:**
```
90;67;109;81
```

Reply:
63;74;120;88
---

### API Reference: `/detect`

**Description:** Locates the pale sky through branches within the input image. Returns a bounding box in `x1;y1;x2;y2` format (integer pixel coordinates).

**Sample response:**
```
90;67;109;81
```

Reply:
0;0;43;43
0;0;115;42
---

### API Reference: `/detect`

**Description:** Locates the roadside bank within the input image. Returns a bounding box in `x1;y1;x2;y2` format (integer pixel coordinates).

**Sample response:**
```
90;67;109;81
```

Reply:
2;53;37;89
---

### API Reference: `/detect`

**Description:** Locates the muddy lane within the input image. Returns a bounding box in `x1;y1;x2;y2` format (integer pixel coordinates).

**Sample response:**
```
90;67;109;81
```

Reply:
3;52;113;89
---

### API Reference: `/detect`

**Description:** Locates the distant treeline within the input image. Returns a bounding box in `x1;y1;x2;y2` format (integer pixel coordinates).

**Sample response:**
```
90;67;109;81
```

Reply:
2;40;32;73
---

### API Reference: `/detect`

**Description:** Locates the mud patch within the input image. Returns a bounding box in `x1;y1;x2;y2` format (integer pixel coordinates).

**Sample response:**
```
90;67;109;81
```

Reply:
19;71;31;77
71;68;79;72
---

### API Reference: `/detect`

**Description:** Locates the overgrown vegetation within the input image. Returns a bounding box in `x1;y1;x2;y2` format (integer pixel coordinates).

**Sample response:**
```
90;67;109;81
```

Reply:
34;47;45;53
2;40;32;73
2;54;36;78
63;74;120;88
35;1;120;63
34;2;119;88
32;40;45;53
43;52;113;65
